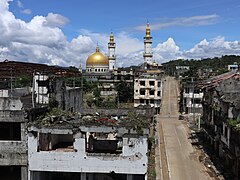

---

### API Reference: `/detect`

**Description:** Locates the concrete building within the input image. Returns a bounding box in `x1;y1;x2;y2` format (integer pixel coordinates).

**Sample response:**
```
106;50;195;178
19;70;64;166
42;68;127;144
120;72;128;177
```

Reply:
201;72;240;178
97;68;134;96
84;33;117;82
175;66;190;76
34;74;82;112
182;81;203;115
0;96;28;180
134;74;162;114
27;114;150;180
228;64;238;71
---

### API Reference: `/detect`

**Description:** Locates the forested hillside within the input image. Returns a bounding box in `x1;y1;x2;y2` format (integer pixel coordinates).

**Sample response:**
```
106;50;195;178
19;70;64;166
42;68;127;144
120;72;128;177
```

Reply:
163;55;240;76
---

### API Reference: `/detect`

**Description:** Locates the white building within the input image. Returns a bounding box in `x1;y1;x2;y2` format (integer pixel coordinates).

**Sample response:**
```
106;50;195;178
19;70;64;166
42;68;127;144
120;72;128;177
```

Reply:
28;115;149;180
227;64;238;71
33;73;49;105
183;83;203;115
134;75;162;114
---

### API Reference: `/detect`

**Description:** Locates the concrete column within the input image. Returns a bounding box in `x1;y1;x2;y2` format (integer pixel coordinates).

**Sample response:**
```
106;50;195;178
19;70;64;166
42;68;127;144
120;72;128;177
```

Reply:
81;173;87;180
21;166;27;180
21;123;26;141
127;174;133;180
87;174;94;180
145;174;148;180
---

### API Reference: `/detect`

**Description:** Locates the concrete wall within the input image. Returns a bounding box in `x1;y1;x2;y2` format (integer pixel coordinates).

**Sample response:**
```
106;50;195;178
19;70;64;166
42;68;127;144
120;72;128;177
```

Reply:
0;110;25;122
0;108;27;180
34;74;49;104
81;107;155;118
0;90;9;97
28;129;148;177
0;97;23;110
64;87;82;112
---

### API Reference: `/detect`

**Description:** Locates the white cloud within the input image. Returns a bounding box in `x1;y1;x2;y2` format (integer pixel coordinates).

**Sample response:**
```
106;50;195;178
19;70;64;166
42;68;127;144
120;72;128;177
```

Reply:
152;36;240;63
183;36;240;59
153;38;183;63
135;14;219;31
0;0;239;69
44;13;69;27
21;9;31;14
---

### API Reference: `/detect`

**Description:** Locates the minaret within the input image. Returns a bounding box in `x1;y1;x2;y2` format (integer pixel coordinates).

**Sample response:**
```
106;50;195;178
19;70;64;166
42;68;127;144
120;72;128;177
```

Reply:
108;32;116;71
143;22;153;64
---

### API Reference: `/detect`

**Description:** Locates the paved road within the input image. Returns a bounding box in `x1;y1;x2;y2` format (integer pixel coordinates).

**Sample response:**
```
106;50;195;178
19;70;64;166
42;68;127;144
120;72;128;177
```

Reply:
156;76;212;180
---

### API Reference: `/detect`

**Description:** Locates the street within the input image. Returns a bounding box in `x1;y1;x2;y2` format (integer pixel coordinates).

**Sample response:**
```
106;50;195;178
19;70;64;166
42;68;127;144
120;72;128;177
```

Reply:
155;76;212;180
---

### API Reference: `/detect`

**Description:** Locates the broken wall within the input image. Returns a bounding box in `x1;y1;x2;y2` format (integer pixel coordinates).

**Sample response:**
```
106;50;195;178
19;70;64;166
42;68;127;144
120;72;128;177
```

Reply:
28;127;148;177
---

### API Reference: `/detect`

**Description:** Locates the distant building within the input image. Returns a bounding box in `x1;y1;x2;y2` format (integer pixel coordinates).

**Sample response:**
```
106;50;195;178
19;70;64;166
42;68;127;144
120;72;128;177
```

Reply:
228;64;238;71
175;66;190;76
84;33;117;82
182;82;203;115
83;23;162;82
134;74;162;114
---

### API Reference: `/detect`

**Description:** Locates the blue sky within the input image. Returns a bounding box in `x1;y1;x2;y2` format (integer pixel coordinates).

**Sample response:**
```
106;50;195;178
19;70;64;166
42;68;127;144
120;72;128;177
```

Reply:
0;0;240;67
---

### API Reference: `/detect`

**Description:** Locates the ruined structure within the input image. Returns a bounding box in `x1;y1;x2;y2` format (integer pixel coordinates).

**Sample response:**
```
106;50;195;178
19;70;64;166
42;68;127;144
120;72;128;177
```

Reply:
28;113;150;180
181;80;203;115
201;72;240;178
34;74;82;112
0;94;29;180
134;74;162;114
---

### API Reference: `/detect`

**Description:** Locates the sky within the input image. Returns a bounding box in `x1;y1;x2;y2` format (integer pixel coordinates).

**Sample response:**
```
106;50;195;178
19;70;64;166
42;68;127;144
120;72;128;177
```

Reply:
0;0;240;68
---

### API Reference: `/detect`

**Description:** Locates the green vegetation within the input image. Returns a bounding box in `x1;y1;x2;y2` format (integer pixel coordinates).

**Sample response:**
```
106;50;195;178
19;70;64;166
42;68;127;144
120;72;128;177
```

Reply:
127;111;149;134
14;76;32;88
228;118;239;127
228;115;240;131
115;81;134;103
163;55;240;76
147;147;156;180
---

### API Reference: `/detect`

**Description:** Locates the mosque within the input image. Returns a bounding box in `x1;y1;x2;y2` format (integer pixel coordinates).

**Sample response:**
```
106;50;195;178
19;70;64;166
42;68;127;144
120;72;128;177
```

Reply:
83;23;159;81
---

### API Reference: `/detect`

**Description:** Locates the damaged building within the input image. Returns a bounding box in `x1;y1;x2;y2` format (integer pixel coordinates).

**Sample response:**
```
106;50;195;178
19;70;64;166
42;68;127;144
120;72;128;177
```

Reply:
33;73;82;112
134;74;162;114
0;65;82;180
201;71;240;178
0;93;29;180
28;113;150;180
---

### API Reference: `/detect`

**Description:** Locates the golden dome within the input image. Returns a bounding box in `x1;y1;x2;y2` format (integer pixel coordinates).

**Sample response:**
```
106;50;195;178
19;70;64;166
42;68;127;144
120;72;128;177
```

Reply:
86;46;109;67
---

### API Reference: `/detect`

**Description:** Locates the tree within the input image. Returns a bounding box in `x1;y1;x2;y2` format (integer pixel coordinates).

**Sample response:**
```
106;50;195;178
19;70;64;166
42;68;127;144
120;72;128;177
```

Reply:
116;81;134;103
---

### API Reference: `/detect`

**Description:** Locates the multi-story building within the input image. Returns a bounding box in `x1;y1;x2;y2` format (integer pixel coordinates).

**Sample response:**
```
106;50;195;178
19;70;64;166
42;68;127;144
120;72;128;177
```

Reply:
0;89;31;180
201;71;240;178
97;68;134;96
134;74;162;114
182;81;203;115
34;74;82;112
27;114;150;180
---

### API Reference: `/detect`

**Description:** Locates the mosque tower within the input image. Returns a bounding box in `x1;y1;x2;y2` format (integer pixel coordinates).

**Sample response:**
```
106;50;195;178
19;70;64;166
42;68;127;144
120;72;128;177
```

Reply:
143;22;153;64
108;32;116;71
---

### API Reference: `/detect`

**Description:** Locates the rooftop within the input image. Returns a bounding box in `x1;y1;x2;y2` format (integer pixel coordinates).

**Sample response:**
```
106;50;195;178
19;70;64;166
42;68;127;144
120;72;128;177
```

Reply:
29;108;151;131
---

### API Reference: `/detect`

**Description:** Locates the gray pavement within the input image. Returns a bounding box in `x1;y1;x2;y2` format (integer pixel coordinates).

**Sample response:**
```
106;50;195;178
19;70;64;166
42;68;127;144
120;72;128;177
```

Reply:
156;76;212;180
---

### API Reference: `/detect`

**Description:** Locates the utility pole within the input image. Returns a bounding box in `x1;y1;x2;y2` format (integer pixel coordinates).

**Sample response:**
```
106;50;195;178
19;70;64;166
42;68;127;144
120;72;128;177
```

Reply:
192;77;195;124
